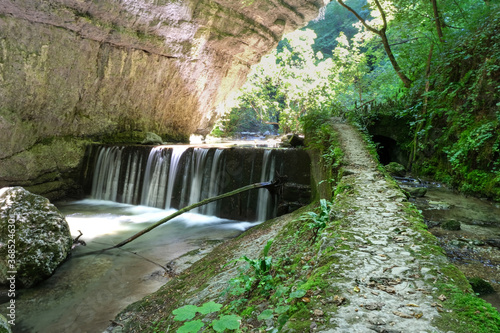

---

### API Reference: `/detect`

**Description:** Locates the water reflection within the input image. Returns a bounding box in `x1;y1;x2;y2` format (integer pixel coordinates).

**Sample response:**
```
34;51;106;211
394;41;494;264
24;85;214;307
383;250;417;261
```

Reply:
7;200;257;333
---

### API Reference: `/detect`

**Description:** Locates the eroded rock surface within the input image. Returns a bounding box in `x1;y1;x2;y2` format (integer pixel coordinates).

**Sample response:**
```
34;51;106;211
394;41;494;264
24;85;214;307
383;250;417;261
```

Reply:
0;187;73;288
0;0;324;196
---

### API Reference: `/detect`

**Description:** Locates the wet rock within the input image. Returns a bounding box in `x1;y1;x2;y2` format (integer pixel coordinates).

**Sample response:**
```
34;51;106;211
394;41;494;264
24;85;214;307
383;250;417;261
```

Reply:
485;239;500;248
424;219;441;229
470;220;496;226
406;187;427;198
468;277;495;295
384;162;406;177
441;219;461;231
427;201;451;210
449;239;467;248
0;187;73;288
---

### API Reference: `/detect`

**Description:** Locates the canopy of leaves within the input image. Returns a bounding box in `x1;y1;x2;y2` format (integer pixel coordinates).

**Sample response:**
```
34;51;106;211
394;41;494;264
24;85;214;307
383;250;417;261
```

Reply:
213;0;499;199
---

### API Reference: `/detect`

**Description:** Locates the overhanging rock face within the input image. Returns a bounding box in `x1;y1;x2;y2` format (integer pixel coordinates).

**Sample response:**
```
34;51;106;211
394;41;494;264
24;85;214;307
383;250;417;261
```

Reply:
0;0;324;197
0;0;324;159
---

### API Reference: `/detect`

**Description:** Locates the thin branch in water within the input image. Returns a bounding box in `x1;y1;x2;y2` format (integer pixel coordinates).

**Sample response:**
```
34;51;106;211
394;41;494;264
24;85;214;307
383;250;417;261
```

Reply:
75;177;287;256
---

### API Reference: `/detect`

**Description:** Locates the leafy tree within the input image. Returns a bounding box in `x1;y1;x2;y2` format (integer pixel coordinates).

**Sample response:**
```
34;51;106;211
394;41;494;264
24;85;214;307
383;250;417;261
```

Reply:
337;0;412;88
217;29;336;135
305;0;370;56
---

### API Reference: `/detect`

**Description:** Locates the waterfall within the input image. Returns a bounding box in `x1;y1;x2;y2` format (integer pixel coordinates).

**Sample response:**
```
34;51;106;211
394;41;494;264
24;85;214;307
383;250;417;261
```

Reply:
186;148;211;211
122;151;143;204
257;150;276;222
88;145;310;221
91;146;123;202
140;147;170;208
164;147;188;209
202;149;225;216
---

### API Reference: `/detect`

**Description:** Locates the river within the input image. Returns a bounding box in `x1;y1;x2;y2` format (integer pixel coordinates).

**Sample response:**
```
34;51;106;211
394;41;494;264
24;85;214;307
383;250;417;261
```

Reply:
8;200;258;333
400;179;500;312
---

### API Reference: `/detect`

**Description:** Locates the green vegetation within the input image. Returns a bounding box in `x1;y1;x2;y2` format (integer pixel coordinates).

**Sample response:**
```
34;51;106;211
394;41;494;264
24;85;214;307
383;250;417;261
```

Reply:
214;0;500;201
171;302;241;333
113;118;500;332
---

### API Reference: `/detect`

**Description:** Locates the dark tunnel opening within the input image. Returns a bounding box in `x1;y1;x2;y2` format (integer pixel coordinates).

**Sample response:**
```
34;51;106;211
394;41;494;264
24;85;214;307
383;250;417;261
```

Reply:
372;135;399;165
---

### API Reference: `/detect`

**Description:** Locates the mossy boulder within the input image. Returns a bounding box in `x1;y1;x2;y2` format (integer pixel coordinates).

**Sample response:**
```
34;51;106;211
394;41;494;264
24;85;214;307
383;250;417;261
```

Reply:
0;187;73;288
407;187;427;197
384;162;406;177
468;277;495;295
141;132;164;145
441;219;461;231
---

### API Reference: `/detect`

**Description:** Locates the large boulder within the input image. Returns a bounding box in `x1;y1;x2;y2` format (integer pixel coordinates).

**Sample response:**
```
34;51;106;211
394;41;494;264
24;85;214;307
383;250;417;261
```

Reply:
0;187;73;288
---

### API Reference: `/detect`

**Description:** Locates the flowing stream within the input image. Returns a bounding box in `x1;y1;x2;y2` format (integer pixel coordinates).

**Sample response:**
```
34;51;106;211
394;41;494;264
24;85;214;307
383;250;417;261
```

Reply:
3;143;311;333
399;179;500;311
10;200;259;333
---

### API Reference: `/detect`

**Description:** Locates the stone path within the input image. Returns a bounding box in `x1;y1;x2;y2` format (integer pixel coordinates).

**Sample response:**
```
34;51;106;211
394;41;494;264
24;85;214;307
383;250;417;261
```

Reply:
322;123;449;333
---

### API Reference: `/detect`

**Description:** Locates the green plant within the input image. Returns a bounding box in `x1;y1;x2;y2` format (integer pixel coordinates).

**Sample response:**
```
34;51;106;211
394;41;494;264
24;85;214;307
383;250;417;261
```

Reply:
172;301;241;332
229;239;275;296
303;199;332;244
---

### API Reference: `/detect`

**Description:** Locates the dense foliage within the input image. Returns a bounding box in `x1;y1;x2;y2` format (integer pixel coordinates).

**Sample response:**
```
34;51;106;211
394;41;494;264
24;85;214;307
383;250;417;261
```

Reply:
213;0;499;200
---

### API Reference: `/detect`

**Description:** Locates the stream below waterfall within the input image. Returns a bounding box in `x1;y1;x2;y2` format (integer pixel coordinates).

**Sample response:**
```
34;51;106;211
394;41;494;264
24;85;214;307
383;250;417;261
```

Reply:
1;143;311;333
399;178;500;311
6;200;259;333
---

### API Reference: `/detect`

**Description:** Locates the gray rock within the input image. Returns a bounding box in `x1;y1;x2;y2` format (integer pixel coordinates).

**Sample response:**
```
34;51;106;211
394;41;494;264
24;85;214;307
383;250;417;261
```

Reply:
0;187;73;288
486;239;500;248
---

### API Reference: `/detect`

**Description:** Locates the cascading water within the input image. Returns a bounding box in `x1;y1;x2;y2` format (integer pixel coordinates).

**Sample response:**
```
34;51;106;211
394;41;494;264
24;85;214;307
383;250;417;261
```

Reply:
122;151;143;204
201;149;225;216
257;150;276;222
141;147;170;208
91;146;123;202
184;148;211;211
88;145;310;222
164;147;188;209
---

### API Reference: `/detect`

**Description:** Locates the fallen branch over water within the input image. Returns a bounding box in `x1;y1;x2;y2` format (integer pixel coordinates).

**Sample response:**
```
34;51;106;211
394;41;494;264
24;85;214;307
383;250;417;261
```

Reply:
78;176;287;256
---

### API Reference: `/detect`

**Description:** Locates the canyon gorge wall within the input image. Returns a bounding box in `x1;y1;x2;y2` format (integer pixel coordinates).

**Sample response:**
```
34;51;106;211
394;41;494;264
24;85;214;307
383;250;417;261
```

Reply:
0;0;325;198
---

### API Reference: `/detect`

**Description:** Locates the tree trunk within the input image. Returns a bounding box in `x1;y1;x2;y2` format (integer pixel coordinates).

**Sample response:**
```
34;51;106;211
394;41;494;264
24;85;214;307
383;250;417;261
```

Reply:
337;0;412;88
431;0;445;43
379;33;413;88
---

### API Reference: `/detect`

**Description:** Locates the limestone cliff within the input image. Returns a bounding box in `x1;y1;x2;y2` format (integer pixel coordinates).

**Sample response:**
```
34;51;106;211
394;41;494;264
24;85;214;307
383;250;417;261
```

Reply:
0;0;325;197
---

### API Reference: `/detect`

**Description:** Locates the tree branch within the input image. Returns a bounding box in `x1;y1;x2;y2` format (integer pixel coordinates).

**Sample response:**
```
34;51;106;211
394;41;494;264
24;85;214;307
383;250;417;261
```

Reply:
373;0;387;32
78;177;287;255
337;0;379;35
388;37;421;47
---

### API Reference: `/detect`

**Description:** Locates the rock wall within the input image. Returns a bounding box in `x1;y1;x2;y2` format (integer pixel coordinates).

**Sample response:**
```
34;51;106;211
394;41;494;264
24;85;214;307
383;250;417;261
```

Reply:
0;0;325;197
